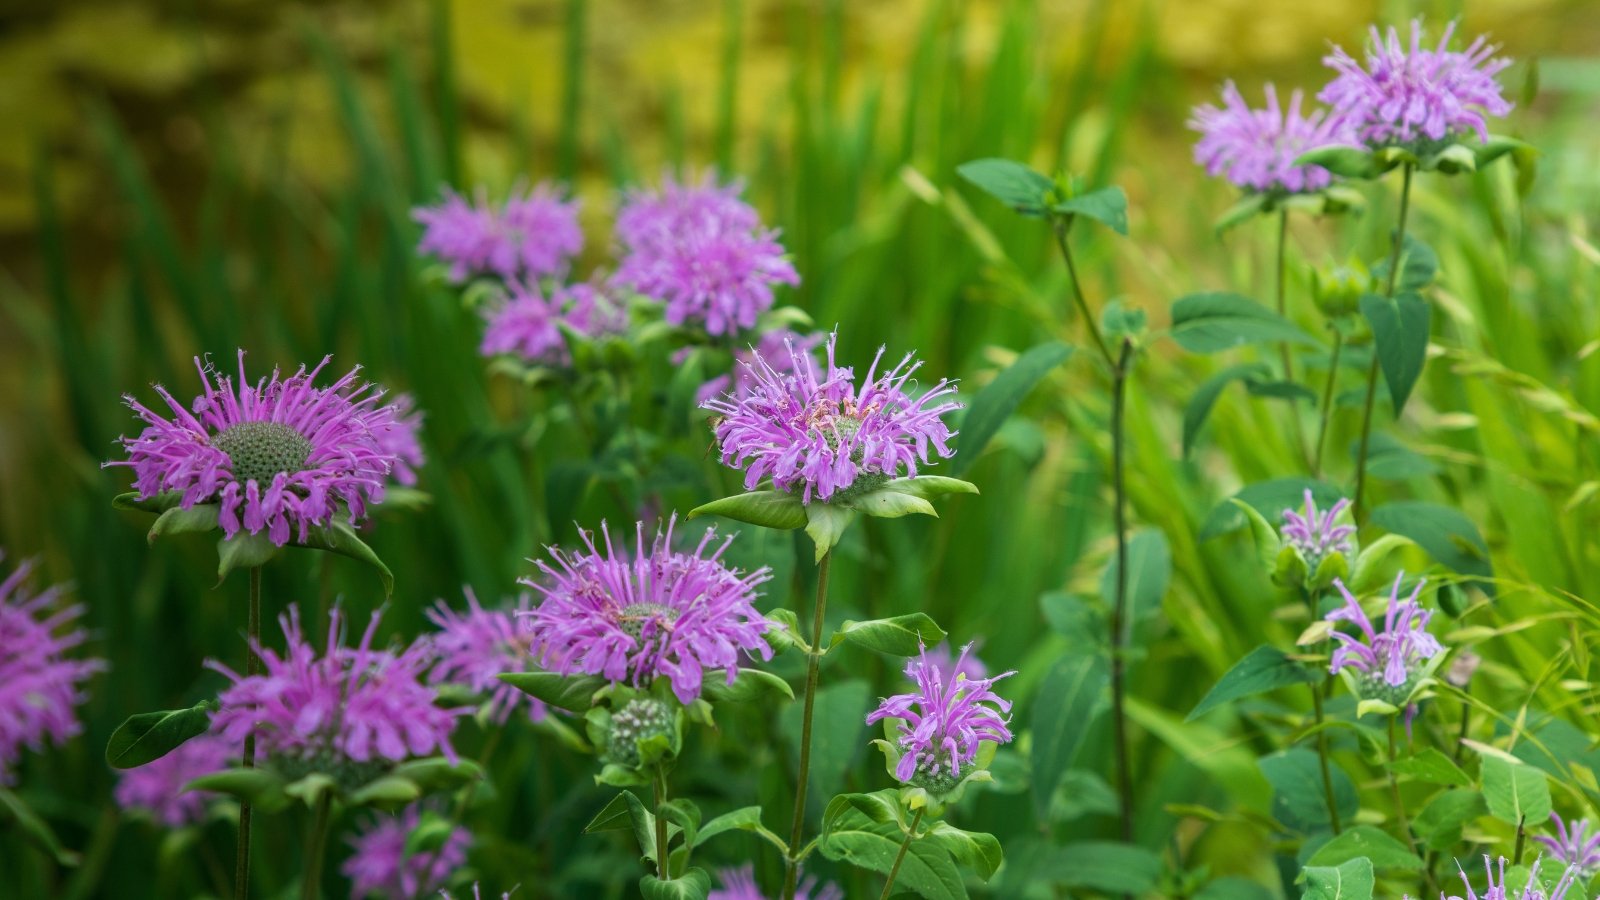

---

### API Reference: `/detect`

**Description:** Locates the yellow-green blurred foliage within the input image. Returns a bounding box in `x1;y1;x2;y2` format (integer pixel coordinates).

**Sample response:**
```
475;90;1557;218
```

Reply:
1;0;1594;236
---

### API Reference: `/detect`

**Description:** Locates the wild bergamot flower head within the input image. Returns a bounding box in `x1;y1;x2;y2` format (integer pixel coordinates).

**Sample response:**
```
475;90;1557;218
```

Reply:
343;802;470;900
1281;489;1356;574
1190;81;1352;194
1325;571;1444;708
111;352;404;546
479;280;626;367
0;555;105;784
414;182;583;283
1320;19;1513;148
1539;812;1600;881
520;516;773;705
209;606;464;790
709;864;841;900
866;642;1014;794
703;332;960;504
426;589;545;725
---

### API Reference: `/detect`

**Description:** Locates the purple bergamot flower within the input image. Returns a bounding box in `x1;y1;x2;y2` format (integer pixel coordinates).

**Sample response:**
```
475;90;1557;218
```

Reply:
1320;19;1513;147
343;802;470;900
709;865;841;900
703;332;961;504
111;352;403;546
479;281;625;367
866;642;1014;793
694;329;823;405
414;182;583;283
209;606;465;787
1539;812;1600;880
1189;81;1352;193
615;172;798;337
1417;855;1585;900
520;516;773;705
374;392;425;488
426;589;545;725
114;732;232;828
924;639;989;685
1326;571;1444;707
0;555;105;784
1281;489;1356;573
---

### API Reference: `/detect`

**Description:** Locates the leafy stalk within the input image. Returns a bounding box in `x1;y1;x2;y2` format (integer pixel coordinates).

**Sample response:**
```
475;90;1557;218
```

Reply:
235;565;262;900
652;766;670;880
782;550;833;900
300;789;334;900
1352;163;1415;522
879;808;925;900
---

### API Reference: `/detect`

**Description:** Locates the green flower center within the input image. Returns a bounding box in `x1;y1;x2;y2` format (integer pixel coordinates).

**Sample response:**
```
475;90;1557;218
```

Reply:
908;758;962;796
617;603;680;640
212;421;313;487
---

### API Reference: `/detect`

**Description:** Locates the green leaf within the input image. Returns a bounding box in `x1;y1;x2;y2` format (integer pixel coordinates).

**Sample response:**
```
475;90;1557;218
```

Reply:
687;490;806;531
925;821;1003;880
497;671;608;712
1030;653;1109;818
639;869;711;900
1480;755;1552;827
882;476;980;502
105;699;217;769
1388;748;1471;787
298;521;395;596
1099;528;1171;621
956;158;1054;217
215;532;279;584
390;757;483;793
1300;857;1375;900
403;809;460;856
803;503;856;564
1413;789;1486;851
780;680;871;804
1050;842;1163;895
953;340;1071;475
1305;825;1423;871
1053;185;1129;235
1259;748;1357;833
1351;432;1439;481
113;490;182;514
0;787;79;867
1369;235;1438;293
1038;593;1101;645
1183;363;1269;456
148;504;220;543
1170;292;1318;354
1360;290;1430;415
658;799;701;853
829;613;947;656
1370;501;1494;595
846;489;937;519
1215;192;1269;232
346;775;421;807
1201;478;1343;540
1188;645;1317;721
584;790;662;865
692;806;783;853
1294;145;1381;179
1474;135;1536;171
820;803;968;899
184;767;290;813
701;668;795;703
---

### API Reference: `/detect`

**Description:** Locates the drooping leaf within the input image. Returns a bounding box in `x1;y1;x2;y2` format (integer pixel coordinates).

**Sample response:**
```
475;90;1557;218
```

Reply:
184;767;290;813
803;503;856;563
846;489;937;519
215;532;279;584
1188;645;1317;721
953;340;1072;475
1053;185;1129;235
881;476;980;502
584;790;663;865
1305;825;1423;871
1183;363;1270;457
1480;755;1552;827
1370;501;1494;595
701;668;795;703
346;775;421;807
1030;653;1109;818
820;802;968;899
639;869;712;900
1360;290;1431;414
1300;856;1375;900
148;504;220;543
956;158;1054;217
687;490;806;531
105;699;217;769
1259;748;1357;833
1170;292;1318;354
1294;145;1382;179
925;821;1004;880
498;672;608;713
1388;748;1471;787
829;613;947;656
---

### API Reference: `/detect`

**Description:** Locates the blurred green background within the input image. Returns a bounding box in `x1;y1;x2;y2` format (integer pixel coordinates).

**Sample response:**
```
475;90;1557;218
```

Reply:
2;0;1600;897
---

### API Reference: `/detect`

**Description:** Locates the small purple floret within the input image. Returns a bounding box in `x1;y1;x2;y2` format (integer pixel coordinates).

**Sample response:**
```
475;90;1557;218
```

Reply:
709;865;841;900
479;281;625;367
1190;81;1352;193
1320;19;1513;147
694;329;823;405
427;589;545;725
866;643;1014;789
1539;812;1600;880
703;332;960;504
114;733;232;828
414;182;583;283
342;803;470;900
1281;489;1356;572
1326;572;1443;702
520;516;773;705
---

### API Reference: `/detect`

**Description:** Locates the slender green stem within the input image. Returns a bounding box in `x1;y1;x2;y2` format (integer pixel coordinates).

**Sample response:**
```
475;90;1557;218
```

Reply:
300;790;334;900
878;808;925;900
653;766;670;880
1388;716;1435;896
1312;328;1344;478
1109;338;1135;847
1453;699;1471;764
1513;816;1526;865
235;566;262;900
1052;218;1114;368
1302;589;1341;835
1353;163;1415;523
782;550;832;900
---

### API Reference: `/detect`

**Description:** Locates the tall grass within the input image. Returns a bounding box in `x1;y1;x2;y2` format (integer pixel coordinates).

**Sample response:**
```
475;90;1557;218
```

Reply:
2;0;1598;896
